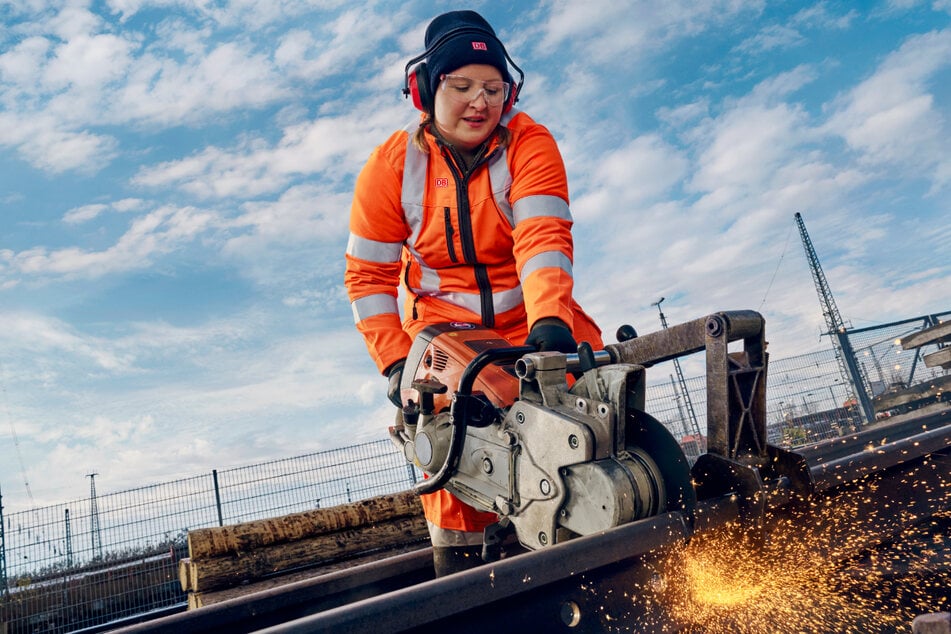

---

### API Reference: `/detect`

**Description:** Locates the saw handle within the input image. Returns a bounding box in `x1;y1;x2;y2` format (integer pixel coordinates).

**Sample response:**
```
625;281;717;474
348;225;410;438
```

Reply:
414;345;534;496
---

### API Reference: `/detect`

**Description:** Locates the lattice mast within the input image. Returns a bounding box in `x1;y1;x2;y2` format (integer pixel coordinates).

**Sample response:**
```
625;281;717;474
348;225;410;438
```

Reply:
793;212;874;425
652;298;703;446
87;473;103;560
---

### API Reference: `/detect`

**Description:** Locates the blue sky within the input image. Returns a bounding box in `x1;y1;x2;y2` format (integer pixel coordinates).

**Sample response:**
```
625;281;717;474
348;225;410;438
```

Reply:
1;0;949;511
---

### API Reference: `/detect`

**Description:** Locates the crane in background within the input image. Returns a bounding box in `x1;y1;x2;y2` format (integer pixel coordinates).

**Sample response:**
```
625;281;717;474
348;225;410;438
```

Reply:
651;297;704;454
794;212;874;426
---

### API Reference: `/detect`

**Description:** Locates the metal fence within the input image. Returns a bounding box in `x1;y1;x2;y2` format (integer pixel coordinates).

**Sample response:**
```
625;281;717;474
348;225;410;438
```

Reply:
637;342;860;458
846;313;950;399
0;442;416;633
644;310;950;453
1;311;948;633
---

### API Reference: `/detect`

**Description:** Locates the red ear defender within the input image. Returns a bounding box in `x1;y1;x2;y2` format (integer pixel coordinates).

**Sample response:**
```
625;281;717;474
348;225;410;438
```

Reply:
503;82;518;114
406;63;433;113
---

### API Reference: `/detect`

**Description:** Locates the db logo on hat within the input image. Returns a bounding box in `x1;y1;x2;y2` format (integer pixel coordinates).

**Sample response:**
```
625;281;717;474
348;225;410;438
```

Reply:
472;41;487;50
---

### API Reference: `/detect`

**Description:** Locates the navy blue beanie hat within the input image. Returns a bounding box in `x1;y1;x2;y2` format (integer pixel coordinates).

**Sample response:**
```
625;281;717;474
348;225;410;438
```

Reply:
424;10;512;100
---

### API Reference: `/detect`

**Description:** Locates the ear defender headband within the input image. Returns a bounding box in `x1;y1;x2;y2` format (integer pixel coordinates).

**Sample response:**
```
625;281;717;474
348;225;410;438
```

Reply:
402;26;525;114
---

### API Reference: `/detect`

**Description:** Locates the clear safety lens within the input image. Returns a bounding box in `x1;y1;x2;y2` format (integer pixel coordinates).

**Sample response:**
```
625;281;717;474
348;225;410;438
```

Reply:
440;74;510;106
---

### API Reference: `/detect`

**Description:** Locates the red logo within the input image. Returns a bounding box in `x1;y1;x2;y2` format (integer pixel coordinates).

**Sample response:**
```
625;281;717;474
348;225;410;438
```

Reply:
472;41;488;51
434;177;449;188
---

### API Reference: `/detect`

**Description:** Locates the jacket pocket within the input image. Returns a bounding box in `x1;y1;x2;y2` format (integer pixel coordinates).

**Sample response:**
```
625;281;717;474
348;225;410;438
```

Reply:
443;207;458;263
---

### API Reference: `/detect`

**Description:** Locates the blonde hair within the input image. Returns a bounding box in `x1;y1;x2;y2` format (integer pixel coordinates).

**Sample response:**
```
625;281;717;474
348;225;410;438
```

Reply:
412;115;511;153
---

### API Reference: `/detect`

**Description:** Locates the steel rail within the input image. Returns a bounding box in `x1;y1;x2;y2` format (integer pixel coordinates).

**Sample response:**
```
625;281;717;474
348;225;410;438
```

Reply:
810;421;951;491
257;512;690;634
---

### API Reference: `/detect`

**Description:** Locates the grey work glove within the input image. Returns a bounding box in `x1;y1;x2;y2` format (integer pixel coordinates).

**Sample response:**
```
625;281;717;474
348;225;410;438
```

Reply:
525;318;577;353
386;359;406;408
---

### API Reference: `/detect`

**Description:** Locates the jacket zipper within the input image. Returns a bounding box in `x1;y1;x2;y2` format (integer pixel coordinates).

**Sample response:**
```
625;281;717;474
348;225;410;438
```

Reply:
404;260;421;319
441;143;499;328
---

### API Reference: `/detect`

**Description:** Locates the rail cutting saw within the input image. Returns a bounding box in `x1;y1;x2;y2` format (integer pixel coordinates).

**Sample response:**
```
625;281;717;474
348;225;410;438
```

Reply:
388;313;786;554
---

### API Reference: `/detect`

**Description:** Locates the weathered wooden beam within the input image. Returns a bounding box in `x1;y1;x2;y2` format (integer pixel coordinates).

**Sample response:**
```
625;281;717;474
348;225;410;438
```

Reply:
900;320;951;349
179;557;191;593
187;490;423;560
923;346;951;369
185;515;428;593
873;375;951;411
187;542;430;608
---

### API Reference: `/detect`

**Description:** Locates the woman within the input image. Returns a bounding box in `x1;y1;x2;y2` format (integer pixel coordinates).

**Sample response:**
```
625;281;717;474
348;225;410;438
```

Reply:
344;9;603;576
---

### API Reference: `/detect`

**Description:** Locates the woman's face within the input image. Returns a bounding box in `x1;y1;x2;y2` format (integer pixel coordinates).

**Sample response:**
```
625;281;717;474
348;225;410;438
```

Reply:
433;63;505;151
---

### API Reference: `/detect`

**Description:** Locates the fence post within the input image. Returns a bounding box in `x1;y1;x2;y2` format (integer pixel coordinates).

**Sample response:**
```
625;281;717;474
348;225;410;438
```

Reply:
212;470;224;527
65;508;73;567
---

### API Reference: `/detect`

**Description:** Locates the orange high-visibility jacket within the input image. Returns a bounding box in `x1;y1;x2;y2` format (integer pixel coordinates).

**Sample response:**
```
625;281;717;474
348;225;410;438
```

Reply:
345;109;602;531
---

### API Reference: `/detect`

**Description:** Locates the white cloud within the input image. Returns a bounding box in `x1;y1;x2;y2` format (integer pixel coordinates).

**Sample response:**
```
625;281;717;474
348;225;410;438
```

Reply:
791;4;858;30
43;32;136;93
3;205;217;281
274;8;402;81
132;104;405;198
214;182;354;290
532;0;766;63
63;203;110;224
658;99;711;129
0;35;52;87
113;197;146;212
0;4;299;174
106;0;352;28
747;64;818;101
72;413;155;444
825;29;951;187
573;134;690;220
0;312;131;370
226;183;350;249
116;40;288;126
62;198;146;225
0;112;119;173
690;101;811;201
0;2;417;178
734;24;805;55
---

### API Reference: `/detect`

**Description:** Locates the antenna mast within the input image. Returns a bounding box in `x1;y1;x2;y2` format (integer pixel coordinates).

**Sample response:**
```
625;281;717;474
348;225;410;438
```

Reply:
793;212;873;426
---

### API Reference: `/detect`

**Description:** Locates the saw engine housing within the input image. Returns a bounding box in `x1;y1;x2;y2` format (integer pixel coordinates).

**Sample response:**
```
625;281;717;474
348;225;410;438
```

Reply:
389;322;694;551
